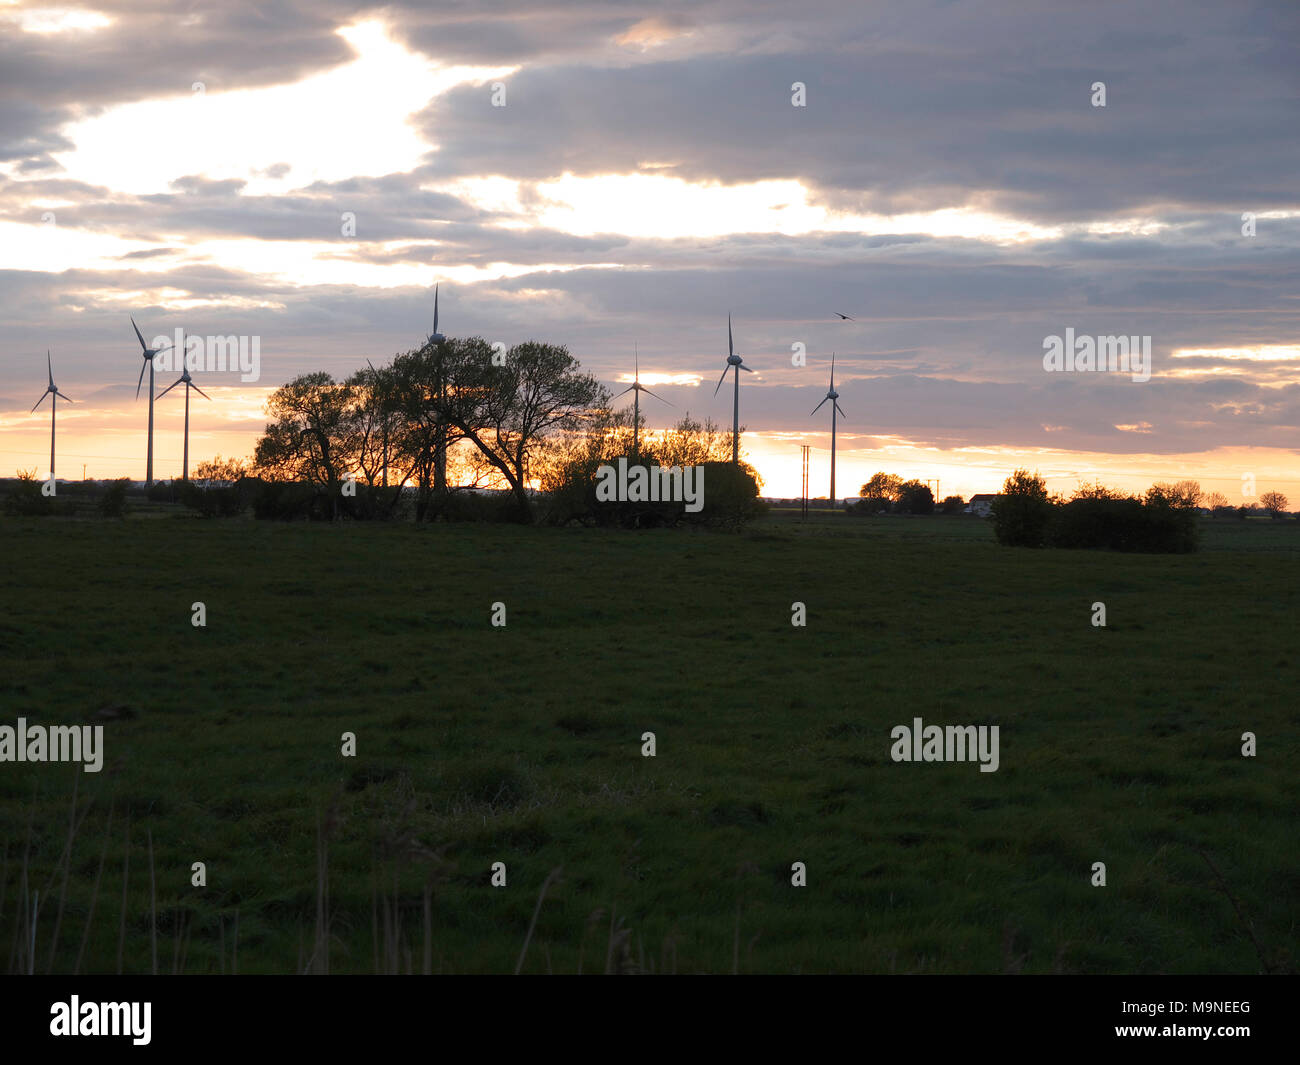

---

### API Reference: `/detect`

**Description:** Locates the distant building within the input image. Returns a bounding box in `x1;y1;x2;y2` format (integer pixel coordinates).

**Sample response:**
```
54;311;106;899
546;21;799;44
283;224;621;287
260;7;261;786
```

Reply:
965;493;998;517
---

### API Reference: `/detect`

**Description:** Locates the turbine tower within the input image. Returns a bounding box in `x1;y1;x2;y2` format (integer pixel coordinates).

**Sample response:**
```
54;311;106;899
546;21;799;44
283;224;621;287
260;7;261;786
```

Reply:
811;353;847;509
428;283;448;492
131;317;170;486
615;344;672;454
712;313;753;464
367;358;388;487
157;329;210;481
31;350;73;481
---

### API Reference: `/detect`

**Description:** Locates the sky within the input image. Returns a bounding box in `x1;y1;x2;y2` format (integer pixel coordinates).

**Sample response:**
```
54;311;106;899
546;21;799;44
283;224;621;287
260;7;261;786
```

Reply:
1;0;1298;501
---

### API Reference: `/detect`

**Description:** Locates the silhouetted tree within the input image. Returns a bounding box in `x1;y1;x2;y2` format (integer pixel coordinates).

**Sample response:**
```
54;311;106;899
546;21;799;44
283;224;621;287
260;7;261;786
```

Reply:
193;455;248;482
860;472;903;502
1072;480;1126;501
991;468;1051;547
1259;491;1289;518
896;479;935;514
1146;480;1202;509
254;373;354;517
421;339;606;522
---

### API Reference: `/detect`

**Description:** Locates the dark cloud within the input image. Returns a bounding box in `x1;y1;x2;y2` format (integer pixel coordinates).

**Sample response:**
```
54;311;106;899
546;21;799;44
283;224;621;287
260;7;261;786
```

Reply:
0;0;1297;474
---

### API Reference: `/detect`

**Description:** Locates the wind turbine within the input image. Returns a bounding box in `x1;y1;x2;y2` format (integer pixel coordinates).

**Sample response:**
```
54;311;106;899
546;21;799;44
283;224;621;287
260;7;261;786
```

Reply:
811;353;847;508
31;350;73;482
430;282;444;343
131;317;171;485
712;313;753;464
615;344;672;454
157;329;210;481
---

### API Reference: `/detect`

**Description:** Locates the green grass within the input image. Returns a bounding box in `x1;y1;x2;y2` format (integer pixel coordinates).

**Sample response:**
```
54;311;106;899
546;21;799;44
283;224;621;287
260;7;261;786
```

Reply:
0;511;1296;973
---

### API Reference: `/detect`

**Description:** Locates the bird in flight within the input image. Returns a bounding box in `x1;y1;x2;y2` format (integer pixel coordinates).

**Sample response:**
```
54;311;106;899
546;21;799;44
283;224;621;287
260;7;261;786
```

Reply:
835;312;854;320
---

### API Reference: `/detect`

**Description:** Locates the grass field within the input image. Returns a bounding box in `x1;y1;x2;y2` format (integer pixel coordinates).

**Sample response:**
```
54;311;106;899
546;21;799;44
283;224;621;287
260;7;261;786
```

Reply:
1;509;1297;973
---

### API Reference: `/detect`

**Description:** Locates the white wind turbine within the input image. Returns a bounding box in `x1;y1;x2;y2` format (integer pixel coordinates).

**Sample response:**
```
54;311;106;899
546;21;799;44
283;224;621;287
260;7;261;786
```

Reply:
31;350;73;481
131;317;171;485
157;329;210;481
810;352;847;508
615;344;672;454
712;313;754;464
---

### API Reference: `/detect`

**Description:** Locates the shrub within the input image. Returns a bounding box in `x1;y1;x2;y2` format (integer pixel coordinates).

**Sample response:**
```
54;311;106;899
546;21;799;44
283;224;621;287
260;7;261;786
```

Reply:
682;462;765;528
99;478;130;518
4;470;47;516
896;480;935;515
848;496;890;516
436;490;529;524
250;479;330;520
177;480;243;518
1047;497;1199;553
991;469;1052;547
541;458;762;529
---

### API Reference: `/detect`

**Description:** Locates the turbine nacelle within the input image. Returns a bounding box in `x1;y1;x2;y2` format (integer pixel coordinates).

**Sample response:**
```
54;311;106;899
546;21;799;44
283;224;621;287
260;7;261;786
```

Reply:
32;350;73;411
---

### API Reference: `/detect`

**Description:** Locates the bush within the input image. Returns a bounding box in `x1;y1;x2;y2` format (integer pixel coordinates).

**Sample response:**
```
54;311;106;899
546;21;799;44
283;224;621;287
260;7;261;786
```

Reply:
848;496;890;516
541;458;763;529
4;471;48;516
896;480;935;515
436;490;529;524
250;479;331;520
991;469;1052;547
1047;497;1199;553
177;480;243;518
99;479;130;518
682;462;765;528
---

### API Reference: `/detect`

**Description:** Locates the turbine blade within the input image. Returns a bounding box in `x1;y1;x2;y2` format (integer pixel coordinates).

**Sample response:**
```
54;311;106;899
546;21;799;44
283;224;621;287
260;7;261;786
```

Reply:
739;363;754;373
31;393;48;413
157;377;183;398
135;359;147;399
634;343;639;381
131;316;147;352
641;387;673;406
47;350;54;387
712;365;730;397
433;282;439;335
615;385;636;398
811;396;829;416
56;390;74;403
191;383;211;401
835;402;846;417
728;314;733;359
829;351;836;390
